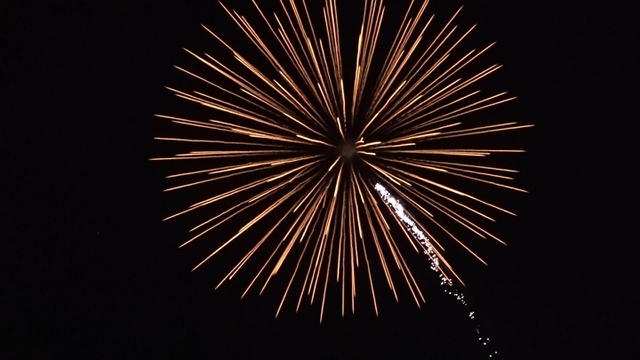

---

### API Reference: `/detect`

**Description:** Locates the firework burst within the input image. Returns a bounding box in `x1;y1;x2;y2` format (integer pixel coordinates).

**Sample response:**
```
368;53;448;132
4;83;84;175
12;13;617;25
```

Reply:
153;0;531;322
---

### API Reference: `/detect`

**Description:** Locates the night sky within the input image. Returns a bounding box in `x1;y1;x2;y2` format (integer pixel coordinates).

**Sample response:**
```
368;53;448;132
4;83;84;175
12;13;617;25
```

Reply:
3;0;637;359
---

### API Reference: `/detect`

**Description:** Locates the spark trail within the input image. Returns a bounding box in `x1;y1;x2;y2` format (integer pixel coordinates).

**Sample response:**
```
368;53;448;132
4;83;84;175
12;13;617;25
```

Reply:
375;182;499;357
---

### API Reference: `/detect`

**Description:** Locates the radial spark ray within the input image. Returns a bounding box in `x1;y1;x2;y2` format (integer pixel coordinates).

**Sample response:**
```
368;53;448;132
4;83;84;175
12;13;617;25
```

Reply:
155;0;530;328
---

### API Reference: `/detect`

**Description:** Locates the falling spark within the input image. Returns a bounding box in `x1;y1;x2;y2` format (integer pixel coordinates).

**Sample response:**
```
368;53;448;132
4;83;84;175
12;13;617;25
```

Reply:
374;183;500;356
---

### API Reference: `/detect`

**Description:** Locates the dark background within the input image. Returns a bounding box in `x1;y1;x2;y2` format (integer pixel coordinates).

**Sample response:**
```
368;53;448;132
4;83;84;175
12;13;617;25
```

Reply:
3;0;637;358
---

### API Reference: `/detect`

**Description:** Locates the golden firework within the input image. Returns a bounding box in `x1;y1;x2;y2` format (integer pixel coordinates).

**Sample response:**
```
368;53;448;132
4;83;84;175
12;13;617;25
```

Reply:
153;0;531;321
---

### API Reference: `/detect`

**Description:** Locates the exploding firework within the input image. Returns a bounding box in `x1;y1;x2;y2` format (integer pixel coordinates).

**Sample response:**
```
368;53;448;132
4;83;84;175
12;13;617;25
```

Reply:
153;0;531;324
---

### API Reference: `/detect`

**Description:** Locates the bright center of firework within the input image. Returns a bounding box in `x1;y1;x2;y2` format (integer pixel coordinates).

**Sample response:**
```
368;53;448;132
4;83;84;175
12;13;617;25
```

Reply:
339;141;356;158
